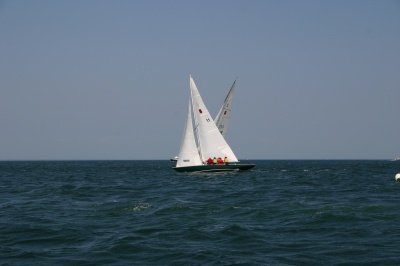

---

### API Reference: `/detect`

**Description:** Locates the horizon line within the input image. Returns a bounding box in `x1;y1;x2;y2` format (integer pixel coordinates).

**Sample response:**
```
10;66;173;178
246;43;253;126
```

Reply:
0;158;395;162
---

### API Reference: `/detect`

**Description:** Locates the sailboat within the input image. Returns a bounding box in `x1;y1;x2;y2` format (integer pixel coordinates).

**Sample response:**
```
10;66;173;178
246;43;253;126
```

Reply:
170;80;236;162
215;80;235;137
173;76;255;172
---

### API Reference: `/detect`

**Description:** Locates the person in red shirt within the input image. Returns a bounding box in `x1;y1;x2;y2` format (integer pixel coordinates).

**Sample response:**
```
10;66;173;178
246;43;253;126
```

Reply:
217;157;224;164
207;157;213;165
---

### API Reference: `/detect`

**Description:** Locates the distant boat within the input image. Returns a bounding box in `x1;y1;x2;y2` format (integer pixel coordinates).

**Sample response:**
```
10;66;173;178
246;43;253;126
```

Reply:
391;157;400;161
170;80;236;162
172;76;254;172
215;80;236;137
170;156;179;162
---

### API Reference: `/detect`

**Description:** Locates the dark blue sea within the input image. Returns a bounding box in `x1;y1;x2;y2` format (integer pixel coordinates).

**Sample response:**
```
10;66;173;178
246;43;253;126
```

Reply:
1;160;399;265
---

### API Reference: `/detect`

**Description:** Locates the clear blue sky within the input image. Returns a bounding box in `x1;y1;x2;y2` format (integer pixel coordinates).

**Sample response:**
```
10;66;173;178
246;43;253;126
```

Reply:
1;0;399;160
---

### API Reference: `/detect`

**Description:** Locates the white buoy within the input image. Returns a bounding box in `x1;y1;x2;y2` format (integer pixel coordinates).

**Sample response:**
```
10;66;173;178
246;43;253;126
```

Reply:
396;173;400;182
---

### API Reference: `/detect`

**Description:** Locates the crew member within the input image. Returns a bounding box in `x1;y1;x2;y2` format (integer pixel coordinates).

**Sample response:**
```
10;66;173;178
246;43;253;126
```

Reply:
224;157;229;164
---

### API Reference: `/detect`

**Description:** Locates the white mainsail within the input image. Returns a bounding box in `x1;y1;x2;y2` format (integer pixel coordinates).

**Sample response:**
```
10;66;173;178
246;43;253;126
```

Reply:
176;100;203;167
215;80;235;137
172;80;235;161
189;76;239;163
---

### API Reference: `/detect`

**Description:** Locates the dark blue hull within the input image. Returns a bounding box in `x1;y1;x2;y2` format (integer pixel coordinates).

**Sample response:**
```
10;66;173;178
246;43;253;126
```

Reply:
173;164;255;172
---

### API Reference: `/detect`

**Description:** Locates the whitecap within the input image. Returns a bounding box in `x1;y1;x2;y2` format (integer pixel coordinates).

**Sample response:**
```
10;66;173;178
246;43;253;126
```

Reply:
124;202;152;212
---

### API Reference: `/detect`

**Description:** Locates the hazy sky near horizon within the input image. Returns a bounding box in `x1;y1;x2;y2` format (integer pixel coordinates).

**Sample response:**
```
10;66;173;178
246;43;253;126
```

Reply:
1;0;399;160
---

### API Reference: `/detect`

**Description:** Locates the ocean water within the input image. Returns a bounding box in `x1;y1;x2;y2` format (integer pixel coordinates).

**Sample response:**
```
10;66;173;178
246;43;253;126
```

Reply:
1;160;399;265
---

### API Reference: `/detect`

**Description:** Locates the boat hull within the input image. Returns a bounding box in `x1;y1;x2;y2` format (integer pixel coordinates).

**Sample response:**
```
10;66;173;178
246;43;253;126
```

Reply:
172;164;255;173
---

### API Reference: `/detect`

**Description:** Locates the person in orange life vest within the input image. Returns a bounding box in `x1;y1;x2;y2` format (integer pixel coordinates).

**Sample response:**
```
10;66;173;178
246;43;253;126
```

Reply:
206;157;213;165
213;157;217;164
217;157;224;164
